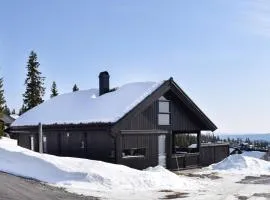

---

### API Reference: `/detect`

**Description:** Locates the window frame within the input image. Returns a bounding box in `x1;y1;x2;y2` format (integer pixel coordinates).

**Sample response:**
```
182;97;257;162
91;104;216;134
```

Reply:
122;147;147;158
158;96;171;125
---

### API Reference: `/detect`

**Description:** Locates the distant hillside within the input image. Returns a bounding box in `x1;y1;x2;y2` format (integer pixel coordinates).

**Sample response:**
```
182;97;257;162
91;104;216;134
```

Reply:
217;133;270;142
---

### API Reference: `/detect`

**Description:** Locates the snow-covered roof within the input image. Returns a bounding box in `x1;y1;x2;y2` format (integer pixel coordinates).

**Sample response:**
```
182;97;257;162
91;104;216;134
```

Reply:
12;81;163;126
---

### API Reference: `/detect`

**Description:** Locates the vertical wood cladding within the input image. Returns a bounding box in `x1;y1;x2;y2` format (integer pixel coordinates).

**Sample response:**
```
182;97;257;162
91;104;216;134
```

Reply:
119;133;158;169
200;144;229;166
120;90;203;132
16;128;114;163
122;102;158;130
86;130;114;162
166;92;202;132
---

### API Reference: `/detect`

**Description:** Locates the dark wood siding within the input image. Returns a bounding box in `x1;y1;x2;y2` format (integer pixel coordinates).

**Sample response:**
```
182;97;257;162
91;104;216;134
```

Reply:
44;132;60;155
118;133;158;169
86;130;114;162
200;144;229;166
15;126;114;163
121;102;158;130
117;91;204;132
165;92;202;132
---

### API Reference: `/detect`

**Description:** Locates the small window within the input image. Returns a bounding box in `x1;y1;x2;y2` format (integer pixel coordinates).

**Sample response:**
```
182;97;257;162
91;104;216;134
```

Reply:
159;101;169;113
30;136;34;151
158;114;170;125
158;96;170;125
122;148;146;158
81;140;85;149
43;136;47;153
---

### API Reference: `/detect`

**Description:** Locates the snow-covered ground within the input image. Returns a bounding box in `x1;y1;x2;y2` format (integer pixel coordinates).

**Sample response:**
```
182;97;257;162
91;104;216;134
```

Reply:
242;150;266;159
0;137;270;200
0;137;202;199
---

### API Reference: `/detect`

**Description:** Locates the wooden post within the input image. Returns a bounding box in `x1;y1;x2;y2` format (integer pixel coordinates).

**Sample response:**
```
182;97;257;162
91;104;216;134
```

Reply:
38;123;43;153
197;131;201;165
197;131;201;151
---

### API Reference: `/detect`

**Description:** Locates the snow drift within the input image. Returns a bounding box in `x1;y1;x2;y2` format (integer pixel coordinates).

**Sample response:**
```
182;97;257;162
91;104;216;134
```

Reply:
209;154;270;175
0;137;199;198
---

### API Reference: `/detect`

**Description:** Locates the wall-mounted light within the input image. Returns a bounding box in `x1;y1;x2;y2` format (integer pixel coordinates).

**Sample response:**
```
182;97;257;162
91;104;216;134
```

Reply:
66;132;70;137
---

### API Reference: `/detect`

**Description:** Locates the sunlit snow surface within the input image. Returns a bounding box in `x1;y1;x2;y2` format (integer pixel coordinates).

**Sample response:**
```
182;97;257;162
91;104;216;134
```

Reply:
12;81;163;126
0;137;202;199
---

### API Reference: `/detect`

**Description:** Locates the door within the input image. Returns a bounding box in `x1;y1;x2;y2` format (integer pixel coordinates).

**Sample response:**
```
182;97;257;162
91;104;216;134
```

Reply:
158;135;166;167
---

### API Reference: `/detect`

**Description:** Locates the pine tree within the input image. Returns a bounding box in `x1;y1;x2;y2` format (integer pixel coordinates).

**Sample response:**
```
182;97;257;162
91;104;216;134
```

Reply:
11;109;16;115
50;81;59;98
0;78;6;112
3;105;10;115
19;105;27;116
72;84;79;92
22;51;45;113
0;78;5;137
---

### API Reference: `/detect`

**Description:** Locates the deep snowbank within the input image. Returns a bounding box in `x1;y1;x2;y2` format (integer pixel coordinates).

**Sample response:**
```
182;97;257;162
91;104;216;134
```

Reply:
0;137;199;197
209;154;270;175
241;151;266;159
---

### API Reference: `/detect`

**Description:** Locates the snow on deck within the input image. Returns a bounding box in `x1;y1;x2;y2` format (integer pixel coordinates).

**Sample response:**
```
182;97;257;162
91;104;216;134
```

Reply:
0;137;201;199
12;81;163;126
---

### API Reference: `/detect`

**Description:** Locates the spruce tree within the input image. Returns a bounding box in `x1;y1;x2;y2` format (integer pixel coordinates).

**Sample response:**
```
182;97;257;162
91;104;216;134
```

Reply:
0;78;6;137
11;109;16;115
73;84;79;92
3;105;10;115
0;78;6;112
50;81;59;98
19;105;27;116
22;51;45;113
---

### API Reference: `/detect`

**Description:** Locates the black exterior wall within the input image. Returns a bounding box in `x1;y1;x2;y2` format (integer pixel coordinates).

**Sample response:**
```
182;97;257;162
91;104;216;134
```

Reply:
11;124;115;163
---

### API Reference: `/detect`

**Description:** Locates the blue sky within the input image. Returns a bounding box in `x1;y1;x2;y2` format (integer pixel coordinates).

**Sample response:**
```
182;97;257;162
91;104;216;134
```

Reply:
1;0;270;133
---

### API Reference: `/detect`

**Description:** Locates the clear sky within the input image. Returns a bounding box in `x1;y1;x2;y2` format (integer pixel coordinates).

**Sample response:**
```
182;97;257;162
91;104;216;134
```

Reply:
0;0;270;133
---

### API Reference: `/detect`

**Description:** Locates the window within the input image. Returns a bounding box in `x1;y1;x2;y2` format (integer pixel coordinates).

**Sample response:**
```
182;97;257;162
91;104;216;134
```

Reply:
30;136;34;151
122;148;146;158
158;96;170;125
43;136;47;153
81;140;85;149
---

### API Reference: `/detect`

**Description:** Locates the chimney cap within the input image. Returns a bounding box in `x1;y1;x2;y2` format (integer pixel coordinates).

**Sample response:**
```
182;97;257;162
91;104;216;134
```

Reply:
99;71;109;77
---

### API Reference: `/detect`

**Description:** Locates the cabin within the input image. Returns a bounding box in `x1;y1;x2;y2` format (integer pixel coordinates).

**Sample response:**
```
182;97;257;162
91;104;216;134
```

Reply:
9;71;227;170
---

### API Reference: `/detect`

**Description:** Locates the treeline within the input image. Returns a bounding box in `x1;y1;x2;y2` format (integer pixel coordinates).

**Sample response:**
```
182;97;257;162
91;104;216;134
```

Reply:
0;51;80;136
174;132;269;150
222;137;269;149
174;133;221;147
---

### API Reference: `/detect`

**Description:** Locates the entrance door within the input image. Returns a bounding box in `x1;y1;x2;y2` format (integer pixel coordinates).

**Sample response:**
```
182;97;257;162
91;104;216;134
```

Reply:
158;135;166;167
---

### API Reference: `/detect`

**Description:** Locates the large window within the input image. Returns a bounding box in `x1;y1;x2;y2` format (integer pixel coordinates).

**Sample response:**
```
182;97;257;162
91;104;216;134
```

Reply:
158;96;170;125
122;148;146;158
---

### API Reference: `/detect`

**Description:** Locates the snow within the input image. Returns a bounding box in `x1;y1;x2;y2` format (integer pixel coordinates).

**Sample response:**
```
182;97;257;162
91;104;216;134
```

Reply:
12;81;163;126
10;114;19;119
209;154;270;175
242;151;266;159
1;137;270;199
0;137;200;199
